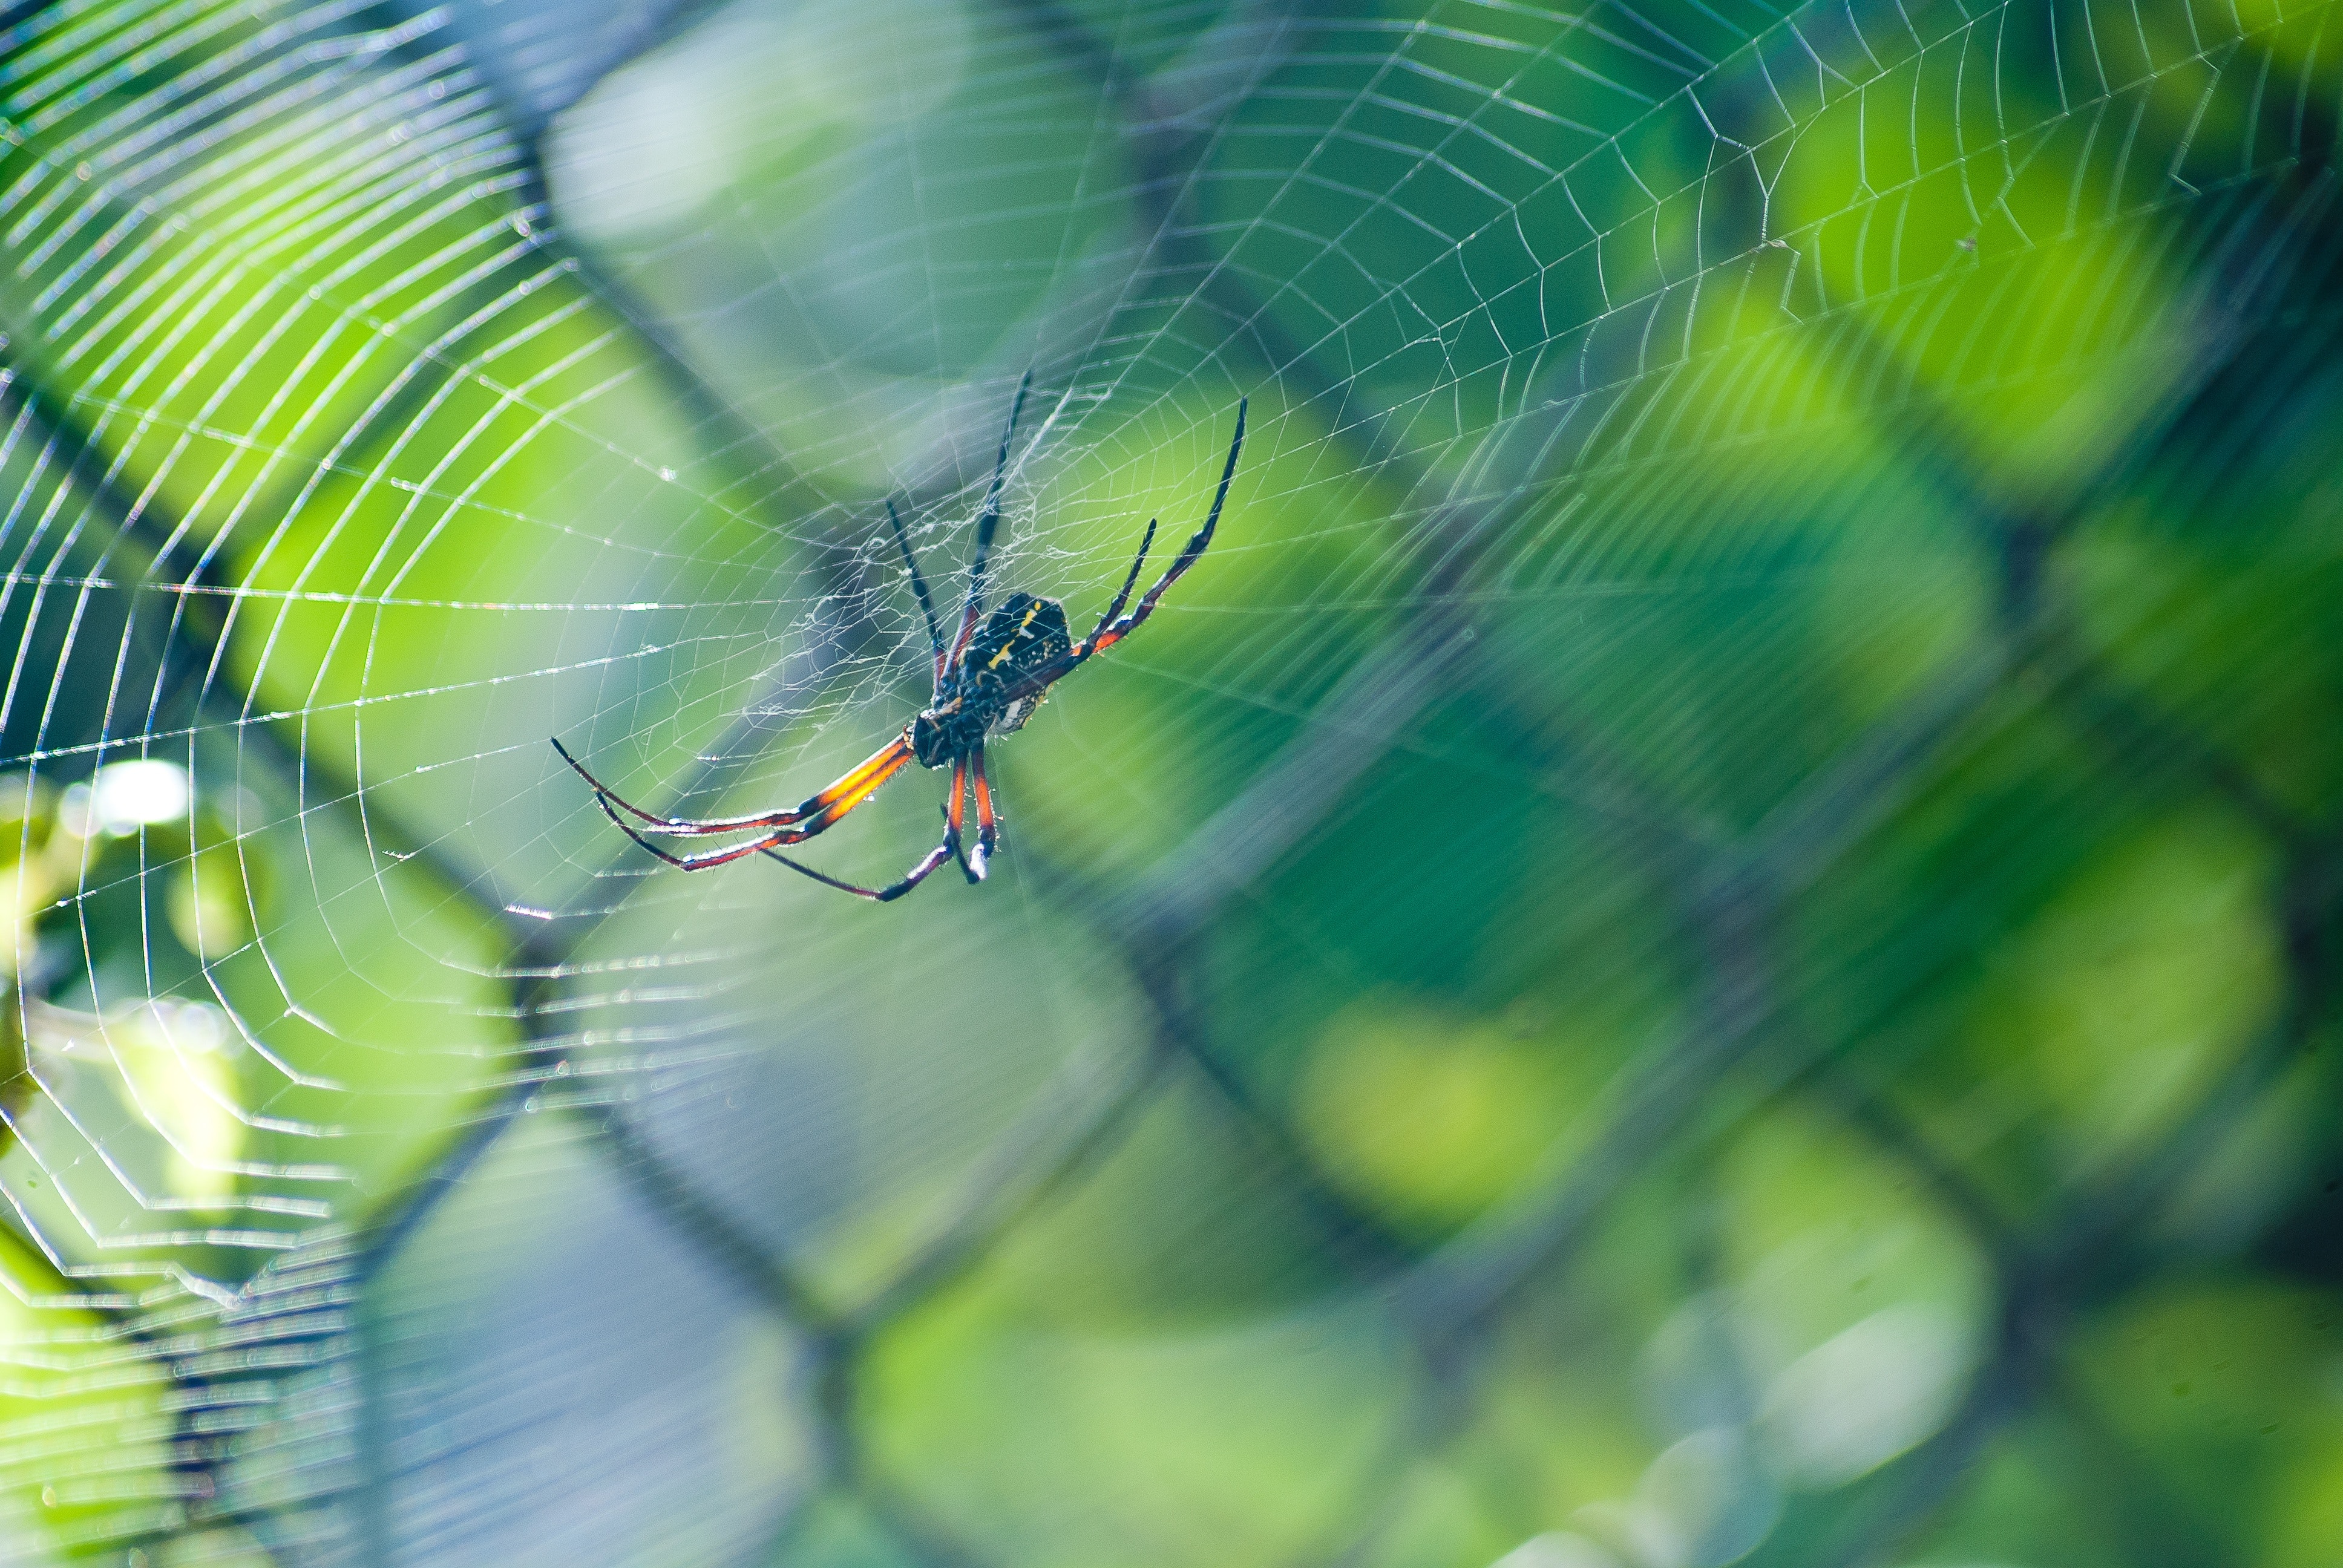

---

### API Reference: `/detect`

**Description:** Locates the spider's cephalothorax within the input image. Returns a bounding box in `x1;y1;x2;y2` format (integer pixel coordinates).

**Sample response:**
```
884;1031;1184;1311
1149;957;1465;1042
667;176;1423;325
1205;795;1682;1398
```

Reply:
553;376;1247;902
911;592;1072;765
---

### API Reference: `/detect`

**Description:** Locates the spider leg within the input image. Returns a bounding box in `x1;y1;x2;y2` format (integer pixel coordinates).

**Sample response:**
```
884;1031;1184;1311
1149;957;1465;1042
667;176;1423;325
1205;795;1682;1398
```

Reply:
1086;518;1157;645
760;757;967;901
1084;397;1245;658
941;759;976;879
972;400;1248;713
943;814;977;881
948;371;1031;666
887;498;947;687
967;744;998;881
588;794;805;872
761;842;957;901
578;735;917;874
785;735;921;837
552;731;911;837
553;736;782;834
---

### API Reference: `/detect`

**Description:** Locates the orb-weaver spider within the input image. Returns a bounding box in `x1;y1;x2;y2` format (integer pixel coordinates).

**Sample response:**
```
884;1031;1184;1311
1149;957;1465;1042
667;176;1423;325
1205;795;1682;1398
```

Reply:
552;381;1248;902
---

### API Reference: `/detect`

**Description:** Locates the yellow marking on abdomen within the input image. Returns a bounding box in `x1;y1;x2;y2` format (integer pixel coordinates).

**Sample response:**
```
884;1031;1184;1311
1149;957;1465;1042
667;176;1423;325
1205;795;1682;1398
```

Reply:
988;601;1042;669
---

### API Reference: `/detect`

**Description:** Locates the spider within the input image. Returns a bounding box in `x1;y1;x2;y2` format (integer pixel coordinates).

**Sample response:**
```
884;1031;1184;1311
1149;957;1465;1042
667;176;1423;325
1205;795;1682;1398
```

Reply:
552;380;1248;902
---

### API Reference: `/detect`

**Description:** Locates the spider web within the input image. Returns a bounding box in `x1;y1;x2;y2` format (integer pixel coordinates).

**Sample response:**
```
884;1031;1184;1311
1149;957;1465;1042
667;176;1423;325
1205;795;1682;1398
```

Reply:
0;0;2336;1563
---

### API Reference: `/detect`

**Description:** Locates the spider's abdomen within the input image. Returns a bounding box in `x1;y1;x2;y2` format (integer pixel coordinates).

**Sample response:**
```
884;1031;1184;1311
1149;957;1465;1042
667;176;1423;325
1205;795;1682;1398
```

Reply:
971;593;1070;739
967;593;1070;684
913;593;1072;767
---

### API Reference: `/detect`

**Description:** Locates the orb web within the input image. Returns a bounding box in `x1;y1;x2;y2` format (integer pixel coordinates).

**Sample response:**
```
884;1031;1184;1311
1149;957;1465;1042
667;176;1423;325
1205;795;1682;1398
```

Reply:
0;0;2335;1562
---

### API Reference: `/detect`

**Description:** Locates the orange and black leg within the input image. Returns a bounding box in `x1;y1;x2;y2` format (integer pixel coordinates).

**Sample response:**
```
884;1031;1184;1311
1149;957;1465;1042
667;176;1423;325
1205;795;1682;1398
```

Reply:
967;745;998;881
567;732;916;869
552;731;914;839
764;757;968;901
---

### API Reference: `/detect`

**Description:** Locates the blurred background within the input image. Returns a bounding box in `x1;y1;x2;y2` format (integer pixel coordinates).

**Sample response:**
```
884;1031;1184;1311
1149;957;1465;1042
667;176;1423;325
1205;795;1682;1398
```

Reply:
0;0;2338;1564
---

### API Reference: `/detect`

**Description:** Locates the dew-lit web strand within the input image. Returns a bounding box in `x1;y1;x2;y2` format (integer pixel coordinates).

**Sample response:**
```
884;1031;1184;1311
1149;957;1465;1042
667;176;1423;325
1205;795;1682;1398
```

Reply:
1;74;851;766
327;357;706;743
15;1051;305;1239
24;150;826;560
1258;7;2243;480
0;621;811;771
186;204;1090;758
0;570;810;612
1167;11;1626;402
1035;0;1696;508
25;86;511;468
225;332;688;755
1250;7;1899;398
895;1;2257;808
